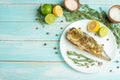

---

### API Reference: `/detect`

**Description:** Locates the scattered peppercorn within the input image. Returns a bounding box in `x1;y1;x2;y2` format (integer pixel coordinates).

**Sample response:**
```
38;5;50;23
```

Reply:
53;47;57;50
60;27;63;30
55;34;58;36
107;38;109;41
61;20;63;22
109;70;112;72
77;56;80;58
98;62;103;66
94;33;97;36
35;18;38;20
46;32;49;35
55;52;58;54
102;44;104;46
117;66;119;69
116;60;119;63
85;63;88;66
44;43;47;46
86;66;89;68
35;27;38;30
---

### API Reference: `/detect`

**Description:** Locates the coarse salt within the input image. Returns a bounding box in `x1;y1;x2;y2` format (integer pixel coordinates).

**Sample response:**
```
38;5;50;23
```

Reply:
110;7;120;21
65;0;78;10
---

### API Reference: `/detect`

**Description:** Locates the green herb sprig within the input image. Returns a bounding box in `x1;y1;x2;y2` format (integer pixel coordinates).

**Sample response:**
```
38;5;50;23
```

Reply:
67;51;103;67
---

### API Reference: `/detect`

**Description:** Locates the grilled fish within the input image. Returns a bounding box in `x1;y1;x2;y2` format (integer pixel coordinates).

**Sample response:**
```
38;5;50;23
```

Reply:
66;28;111;61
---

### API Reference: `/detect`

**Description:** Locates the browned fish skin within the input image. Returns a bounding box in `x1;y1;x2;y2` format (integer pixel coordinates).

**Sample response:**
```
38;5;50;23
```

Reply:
66;28;111;61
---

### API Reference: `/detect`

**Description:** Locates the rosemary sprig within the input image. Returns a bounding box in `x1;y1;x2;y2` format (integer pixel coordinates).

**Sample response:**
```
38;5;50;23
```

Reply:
67;51;103;67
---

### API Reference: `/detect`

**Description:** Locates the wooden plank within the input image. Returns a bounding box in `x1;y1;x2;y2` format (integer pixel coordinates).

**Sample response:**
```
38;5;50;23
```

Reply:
0;41;63;61
0;4;115;40
0;0;64;4
0;40;120;61
0;4;114;21
0;0;120;4
0;4;38;21
0;62;120;80
0;22;69;40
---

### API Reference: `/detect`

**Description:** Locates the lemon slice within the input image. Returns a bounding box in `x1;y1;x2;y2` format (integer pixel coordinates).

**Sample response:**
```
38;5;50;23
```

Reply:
69;29;80;41
70;33;79;40
99;26;108;37
87;20;100;32
53;5;63;17
45;14;56;24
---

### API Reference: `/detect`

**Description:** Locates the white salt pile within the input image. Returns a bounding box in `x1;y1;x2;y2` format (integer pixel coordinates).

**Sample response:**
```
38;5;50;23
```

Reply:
110;7;120;21
65;0;78;11
64;0;80;11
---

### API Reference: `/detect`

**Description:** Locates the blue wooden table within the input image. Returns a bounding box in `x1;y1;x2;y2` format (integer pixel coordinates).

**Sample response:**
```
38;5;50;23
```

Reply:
0;0;120;80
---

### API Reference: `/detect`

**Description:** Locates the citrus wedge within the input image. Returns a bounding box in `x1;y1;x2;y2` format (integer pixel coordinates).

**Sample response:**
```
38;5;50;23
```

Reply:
41;4;52;15
99;26;108;37
87;20;100;32
53;5;63;17
45;14;56;24
69;29;80;41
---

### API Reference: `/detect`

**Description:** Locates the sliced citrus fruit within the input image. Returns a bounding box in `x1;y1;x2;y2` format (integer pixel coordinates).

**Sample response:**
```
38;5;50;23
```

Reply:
99;26;108;37
45;14;56;24
53;5;63;17
69;29;80;41
87;20;100;32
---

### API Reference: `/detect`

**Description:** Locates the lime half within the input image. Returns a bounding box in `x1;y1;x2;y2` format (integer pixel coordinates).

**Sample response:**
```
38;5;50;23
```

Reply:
41;4;52;15
99;26;108;37
45;14;56;24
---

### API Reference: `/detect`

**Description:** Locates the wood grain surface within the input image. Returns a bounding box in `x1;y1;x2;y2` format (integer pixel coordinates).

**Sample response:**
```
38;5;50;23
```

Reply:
0;0;120;80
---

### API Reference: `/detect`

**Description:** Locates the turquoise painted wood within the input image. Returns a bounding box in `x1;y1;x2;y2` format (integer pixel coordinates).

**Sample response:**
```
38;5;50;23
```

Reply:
0;4;114;21
0;0;120;80
0;0;120;4
0;22;68;40
0;41;63;61
0;62;120;80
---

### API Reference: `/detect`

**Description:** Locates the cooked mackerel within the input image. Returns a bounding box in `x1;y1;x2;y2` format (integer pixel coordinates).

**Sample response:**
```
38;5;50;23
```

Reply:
66;28;111;61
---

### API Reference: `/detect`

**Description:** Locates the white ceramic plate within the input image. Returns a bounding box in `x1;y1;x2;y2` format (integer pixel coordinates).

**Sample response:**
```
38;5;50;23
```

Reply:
60;20;117;73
